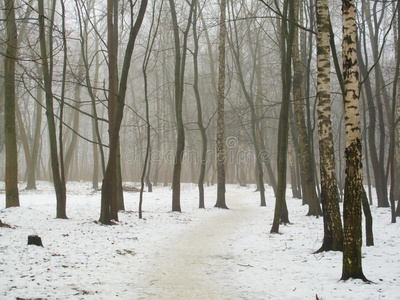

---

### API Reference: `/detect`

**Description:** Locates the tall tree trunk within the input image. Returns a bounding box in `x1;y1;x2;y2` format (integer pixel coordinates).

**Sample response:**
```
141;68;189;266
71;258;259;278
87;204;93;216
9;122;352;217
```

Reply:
3;0;19;208
139;0;160;218
58;0;68;203
292;0;321;216
192;4;207;209
169;0;195;212
215;0;228;209
389;1;400;223
100;0;148;224
395;4;400;216
103;0;119;221
114;1;124;206
303;0;320;200
90;35;101;190
139;55;151;219
315;0;343;252
11;4;38;190
170;0;183;211
270;0;293;233
38;0;67;219
341;0;367;281
361;91;373;205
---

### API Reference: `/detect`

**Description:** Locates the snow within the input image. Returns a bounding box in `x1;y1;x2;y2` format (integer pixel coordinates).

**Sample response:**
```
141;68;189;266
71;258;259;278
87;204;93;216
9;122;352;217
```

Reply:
0;181;399;299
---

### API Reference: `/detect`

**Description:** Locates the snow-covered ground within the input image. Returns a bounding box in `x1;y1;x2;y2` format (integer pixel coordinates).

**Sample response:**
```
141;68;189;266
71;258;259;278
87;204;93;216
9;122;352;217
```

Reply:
0;181;399;299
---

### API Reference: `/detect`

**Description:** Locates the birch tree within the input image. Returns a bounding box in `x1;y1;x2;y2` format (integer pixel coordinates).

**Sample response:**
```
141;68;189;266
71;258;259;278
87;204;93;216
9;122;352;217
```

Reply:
315;0;343;252
341;0;368;281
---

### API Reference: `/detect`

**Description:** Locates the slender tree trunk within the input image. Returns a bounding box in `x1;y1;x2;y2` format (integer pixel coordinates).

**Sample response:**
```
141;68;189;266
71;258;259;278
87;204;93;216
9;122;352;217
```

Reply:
11;3;36;189
361;91;373;205
215;0;228;209
315;0;343;252
90;36;101;190
100;0;148;224
170;0;183;211
271;0;293;233
3;0;19;208
169;0;195;212
59;0;68;200
192;4;207;209
341;0;367;281
139;60;151;219
395;5;400;216
139;0;160;217
292;0;321;217
38;0;67;219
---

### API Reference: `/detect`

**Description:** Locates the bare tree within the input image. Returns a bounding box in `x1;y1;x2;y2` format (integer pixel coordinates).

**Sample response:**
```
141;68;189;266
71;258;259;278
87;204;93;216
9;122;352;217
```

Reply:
227;1;266;206
215;0;228;209
3;0;19;207
139;0;163;219
192;2;208;209
38;0;67;219
100;0;148;224
270;0;294;233
75;0;106;189
168;0;195;212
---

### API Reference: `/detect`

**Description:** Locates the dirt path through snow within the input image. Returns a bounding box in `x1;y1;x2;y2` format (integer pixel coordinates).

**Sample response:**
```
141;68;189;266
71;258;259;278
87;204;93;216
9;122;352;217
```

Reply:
137;190;261;299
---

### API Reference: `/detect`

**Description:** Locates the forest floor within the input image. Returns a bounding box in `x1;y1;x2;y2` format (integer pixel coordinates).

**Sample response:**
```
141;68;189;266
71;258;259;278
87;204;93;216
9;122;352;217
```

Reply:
0;181;399;299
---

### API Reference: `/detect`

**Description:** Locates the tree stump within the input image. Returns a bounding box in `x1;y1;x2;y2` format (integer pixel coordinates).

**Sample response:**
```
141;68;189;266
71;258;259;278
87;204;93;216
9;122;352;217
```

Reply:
0;220;11;228
28;235;43;247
